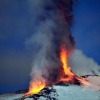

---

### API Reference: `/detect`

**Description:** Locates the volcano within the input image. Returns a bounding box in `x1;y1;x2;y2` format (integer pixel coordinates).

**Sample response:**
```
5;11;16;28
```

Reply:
22;44;90;99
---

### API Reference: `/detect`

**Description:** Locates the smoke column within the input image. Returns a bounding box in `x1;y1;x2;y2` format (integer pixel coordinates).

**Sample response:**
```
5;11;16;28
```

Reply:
25;0;75;86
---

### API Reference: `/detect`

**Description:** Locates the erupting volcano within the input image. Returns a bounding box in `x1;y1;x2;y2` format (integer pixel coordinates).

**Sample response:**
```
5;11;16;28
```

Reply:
0;0;100;100
23;0;91;98
24;44;89;97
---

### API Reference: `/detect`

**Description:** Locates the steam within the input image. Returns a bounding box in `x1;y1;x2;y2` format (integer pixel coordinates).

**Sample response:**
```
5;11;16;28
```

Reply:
69;49;100;76
25;0;74;85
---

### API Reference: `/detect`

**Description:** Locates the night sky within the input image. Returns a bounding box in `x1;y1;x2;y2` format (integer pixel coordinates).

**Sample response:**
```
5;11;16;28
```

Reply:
0;0;100;93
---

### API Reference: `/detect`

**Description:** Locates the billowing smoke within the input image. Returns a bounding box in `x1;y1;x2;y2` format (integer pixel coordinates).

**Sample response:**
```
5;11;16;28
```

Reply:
25;0;75;85
69;49;100;76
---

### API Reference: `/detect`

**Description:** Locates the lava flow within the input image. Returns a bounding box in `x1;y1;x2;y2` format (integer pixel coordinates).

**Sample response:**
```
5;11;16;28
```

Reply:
24;44;89;97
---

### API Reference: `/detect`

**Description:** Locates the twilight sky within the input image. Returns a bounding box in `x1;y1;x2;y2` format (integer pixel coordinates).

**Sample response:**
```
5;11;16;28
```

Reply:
0;0;100;93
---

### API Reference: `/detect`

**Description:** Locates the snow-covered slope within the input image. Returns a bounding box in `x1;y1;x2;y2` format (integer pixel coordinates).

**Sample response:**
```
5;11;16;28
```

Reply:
0;76;100;100
87;76;100;86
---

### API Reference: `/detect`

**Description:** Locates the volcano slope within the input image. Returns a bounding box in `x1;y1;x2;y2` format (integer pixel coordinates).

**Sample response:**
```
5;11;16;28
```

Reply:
0;76;100;100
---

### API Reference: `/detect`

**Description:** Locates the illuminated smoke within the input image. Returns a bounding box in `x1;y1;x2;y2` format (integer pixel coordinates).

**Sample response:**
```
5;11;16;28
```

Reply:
25;0;75;93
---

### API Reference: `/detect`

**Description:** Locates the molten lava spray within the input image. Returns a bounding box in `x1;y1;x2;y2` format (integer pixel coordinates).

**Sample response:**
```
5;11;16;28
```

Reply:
60;45;73;75
59;44;75;82
24;76;46;96
24;0;89;97
59;45;89;85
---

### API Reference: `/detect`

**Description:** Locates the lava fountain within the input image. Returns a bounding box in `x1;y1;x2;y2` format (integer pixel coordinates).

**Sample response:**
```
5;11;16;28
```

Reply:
59;44;89;85
24;75;46;97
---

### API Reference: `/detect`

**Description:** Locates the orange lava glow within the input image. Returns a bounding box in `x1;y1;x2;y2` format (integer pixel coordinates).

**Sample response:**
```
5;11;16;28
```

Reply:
59;45;75;82
24;77;46;97
60;45;74;76
59;44;89;85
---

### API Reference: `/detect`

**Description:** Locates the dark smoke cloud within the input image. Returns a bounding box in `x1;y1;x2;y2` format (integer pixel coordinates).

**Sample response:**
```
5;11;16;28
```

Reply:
25;0;75;84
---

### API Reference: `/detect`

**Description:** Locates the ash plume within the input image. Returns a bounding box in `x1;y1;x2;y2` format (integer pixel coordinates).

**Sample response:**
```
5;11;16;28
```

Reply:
25;0;75;85
69;49;100;76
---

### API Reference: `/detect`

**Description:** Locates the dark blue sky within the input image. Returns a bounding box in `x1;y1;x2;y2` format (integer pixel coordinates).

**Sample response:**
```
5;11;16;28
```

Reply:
0;0;100;93
72;0;100;64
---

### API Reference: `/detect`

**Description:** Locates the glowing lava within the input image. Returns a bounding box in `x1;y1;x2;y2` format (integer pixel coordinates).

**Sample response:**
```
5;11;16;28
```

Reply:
60;45;74;76
59;44;89;85
24;76;46;97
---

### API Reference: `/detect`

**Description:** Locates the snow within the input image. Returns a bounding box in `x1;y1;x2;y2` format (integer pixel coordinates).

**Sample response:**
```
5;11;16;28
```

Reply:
0;93;23;100
87;76;100;86
0;86;100;100
53;85;100;100
0;76;100;100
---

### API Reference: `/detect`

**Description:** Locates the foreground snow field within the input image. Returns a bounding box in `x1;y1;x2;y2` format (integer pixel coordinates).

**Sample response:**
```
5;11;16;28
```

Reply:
0;76;100;100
